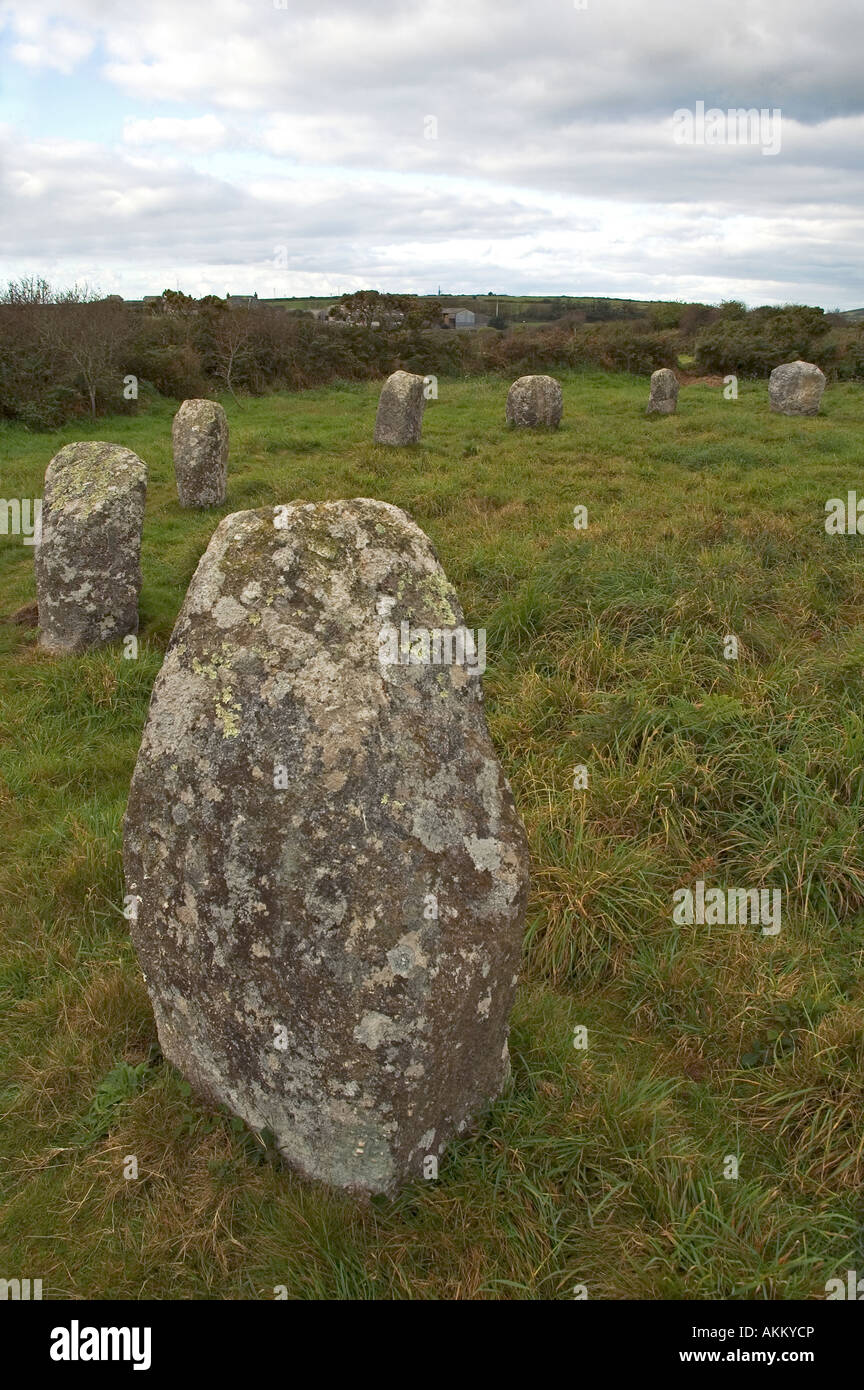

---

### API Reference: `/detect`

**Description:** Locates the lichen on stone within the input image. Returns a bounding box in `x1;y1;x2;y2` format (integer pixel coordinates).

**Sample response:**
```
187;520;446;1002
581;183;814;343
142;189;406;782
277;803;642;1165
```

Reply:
123;497;530;1196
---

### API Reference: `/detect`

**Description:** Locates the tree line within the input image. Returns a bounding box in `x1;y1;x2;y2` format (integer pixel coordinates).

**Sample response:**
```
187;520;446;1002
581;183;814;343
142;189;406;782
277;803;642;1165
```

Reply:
0;281;860;429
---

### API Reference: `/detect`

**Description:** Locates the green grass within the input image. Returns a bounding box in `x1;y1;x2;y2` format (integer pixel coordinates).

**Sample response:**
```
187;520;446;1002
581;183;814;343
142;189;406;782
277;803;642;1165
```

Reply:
2;369;864;1300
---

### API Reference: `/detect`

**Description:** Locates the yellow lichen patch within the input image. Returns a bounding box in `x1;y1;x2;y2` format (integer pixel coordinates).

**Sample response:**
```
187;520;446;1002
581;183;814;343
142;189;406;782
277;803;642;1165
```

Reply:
215;687;242;738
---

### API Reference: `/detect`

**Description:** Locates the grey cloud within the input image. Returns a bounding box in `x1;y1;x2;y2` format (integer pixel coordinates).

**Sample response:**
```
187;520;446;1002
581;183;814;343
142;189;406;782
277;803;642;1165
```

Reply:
1;0;863;303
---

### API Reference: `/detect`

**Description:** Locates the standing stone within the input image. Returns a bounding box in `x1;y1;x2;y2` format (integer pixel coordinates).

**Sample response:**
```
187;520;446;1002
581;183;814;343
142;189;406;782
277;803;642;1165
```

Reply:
35;442;147;654
647;368;679;415
373;371;427;445
172;399;229;506
505;375;563;429
769;360;826;416
123;498;530;1195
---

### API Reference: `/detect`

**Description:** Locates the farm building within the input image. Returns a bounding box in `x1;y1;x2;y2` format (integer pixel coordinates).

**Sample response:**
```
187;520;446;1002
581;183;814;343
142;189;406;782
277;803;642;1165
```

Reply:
440;306;488;329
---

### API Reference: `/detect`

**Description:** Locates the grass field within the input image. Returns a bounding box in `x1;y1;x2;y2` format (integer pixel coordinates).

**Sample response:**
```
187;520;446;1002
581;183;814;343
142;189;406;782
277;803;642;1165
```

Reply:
2;369;864;1300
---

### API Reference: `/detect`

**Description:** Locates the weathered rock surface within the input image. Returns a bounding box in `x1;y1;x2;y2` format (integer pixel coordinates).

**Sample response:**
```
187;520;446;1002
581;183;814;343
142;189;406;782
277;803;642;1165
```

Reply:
172;399;229;506
505;375;563;429
647;368;679;415
123;498;530;1195
35;442;147;654
373;371;427;445
769;360;826;416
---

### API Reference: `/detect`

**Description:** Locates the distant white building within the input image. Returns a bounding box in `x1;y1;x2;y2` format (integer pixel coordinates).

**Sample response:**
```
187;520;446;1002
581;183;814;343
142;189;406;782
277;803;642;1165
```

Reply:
440;306;487;329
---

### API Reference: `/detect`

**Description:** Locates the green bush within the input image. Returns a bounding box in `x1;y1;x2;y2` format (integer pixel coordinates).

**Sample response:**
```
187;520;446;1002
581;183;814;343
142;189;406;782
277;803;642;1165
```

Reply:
0;283;854;427
570;323;679;374
695;304;833;377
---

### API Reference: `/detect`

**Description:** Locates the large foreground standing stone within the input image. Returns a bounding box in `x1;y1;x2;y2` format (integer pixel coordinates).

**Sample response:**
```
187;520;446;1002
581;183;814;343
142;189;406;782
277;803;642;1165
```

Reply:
35;442;147;654
172;399;229;506
373;371;426;445
505;375;563;429
769;360;826;416
123;498;530;1194
647;368;679;415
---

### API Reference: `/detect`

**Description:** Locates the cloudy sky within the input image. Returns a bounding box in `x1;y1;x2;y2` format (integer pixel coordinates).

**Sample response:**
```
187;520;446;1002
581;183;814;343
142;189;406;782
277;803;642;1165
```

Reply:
0;0;862;307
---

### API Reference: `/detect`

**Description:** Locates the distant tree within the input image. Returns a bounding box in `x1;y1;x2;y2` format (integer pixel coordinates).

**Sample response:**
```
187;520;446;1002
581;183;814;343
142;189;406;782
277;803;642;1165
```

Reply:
402;299;445;329
646;301;685;331
206;305;255;401
3;281;134;417
717;299;747;320
42;292;133;416
151;288;201;317
0;276;54;306
329;290;408;328
678;303;718;336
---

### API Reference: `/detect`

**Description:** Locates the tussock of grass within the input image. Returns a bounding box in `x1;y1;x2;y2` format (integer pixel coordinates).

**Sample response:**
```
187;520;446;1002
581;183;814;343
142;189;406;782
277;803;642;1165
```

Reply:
1;372;863;1298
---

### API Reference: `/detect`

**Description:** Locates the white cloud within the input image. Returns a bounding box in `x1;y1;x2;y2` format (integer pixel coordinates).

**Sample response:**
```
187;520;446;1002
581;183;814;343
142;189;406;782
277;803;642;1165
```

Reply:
0;126;861;306
9;23;93;73
122;115;230;151
0;0;863;302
